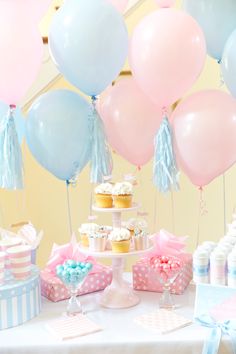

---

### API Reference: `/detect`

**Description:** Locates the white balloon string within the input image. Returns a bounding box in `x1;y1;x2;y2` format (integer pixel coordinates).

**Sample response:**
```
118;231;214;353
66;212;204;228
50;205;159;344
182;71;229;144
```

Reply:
223;173;226;234
88;184;97;222
66;181;73;237
171;189;175;233
153;188;158;233
196;187;208;248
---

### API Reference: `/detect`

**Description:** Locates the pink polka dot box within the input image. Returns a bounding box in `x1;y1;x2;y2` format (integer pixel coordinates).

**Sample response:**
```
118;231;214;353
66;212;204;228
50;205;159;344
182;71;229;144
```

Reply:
41;265;112;302
132;254;192;295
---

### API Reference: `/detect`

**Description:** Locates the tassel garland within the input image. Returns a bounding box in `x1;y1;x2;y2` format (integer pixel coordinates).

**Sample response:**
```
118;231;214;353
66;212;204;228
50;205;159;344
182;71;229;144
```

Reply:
153;116;179;193
0;105;23;190
90;96;113;184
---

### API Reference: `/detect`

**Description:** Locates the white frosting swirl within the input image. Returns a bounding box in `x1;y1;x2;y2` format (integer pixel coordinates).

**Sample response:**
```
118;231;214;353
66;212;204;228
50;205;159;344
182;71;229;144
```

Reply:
79;223;100;234
112;182;133;196
95;183;113;195
109;228;130;241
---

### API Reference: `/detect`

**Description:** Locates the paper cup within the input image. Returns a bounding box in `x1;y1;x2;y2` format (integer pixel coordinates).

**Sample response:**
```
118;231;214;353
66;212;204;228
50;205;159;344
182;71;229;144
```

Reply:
0;251;5;284
0;238;22;269
7;245;32;280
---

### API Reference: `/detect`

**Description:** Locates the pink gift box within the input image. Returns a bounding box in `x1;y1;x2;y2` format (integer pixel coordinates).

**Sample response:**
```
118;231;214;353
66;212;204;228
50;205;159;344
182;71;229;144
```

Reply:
41;265;112;302
41;236;112;302
132;254;192;295
132;229;193;295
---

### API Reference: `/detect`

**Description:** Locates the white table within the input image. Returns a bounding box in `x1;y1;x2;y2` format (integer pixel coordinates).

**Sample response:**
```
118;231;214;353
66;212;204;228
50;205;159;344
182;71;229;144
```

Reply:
0;278;232;354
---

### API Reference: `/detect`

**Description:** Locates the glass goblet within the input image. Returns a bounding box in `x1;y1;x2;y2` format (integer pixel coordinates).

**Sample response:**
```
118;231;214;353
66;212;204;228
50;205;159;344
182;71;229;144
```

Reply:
150;255;183;310
56;261;93;317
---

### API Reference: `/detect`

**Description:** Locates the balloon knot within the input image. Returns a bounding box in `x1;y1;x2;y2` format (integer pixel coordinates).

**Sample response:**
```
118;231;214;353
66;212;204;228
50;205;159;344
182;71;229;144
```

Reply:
162;106;168;116
91;95;97;102
137;165;141;171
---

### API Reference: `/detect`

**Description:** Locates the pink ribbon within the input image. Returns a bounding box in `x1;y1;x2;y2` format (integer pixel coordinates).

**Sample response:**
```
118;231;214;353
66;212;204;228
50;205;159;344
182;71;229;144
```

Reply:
46;234;101;274
140;229;190;264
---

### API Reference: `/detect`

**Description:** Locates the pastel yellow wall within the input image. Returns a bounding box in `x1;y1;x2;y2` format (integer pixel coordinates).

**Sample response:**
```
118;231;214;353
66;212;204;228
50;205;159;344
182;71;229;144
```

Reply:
0;0;235;269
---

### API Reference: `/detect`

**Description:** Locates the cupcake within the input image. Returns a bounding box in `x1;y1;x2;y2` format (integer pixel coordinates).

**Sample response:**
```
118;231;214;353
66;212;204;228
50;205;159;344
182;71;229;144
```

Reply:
109;228;131;253
125;218;148;237
98;225;112;236
79;223;100;247
95;183;113;208
125;218;137;237
88;232;107;252
112;182;133;208
133;229;148;251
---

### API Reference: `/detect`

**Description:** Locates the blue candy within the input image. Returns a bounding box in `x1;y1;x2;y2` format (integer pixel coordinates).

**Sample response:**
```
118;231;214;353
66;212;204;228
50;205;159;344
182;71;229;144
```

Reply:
85;263;93;271
66;260;77;268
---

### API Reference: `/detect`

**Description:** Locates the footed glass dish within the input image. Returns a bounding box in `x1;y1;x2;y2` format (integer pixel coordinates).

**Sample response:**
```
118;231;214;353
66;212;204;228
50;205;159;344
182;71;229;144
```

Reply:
56;260;93;316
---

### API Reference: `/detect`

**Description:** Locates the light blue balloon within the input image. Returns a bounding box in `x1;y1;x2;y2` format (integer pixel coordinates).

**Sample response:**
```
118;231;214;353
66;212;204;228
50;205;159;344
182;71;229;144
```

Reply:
183;0;236;61
0;102;25;144
26;89;91;181
49;0;128;96
221;29;236;98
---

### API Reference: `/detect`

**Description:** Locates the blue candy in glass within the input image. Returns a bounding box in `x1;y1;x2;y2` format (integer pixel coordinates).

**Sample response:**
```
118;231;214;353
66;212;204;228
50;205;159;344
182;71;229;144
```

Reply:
56;260;93;316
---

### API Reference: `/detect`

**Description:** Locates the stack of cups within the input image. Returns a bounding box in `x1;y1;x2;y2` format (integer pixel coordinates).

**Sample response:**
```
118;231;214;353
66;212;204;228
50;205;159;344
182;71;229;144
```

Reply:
228;250;236;288
216;242;233;256
0;252;5;284
220;236;236;247
210;250;227;286
0;238;22;270
201;241;217;253
7;245;32;280
193;249;209;284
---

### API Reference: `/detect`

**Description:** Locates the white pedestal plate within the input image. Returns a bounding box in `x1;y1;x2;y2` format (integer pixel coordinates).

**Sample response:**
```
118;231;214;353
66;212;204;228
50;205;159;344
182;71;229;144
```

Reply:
79;204;153;309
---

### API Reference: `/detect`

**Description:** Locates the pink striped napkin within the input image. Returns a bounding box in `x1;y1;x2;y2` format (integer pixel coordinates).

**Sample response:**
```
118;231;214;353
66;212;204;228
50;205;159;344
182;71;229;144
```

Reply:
46;314;102;340
134;309;192;334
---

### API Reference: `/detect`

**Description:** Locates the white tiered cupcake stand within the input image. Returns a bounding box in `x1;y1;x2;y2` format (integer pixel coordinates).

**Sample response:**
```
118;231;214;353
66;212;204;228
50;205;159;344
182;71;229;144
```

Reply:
80;204;153;309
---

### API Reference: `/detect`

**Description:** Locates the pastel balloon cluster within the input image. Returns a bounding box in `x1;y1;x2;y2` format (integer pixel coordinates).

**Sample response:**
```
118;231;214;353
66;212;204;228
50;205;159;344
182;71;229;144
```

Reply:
56;260;93;286
150;256;182;282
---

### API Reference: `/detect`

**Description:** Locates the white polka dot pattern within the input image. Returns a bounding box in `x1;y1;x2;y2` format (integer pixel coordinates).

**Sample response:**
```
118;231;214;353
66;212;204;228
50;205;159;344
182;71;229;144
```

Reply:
41;267;113;302
132;256;192;295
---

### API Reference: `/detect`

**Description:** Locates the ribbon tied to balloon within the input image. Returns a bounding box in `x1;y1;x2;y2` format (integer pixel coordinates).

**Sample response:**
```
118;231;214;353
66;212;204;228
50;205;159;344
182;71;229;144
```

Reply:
49;0;129;183
0;105;23;190
129;8;206;193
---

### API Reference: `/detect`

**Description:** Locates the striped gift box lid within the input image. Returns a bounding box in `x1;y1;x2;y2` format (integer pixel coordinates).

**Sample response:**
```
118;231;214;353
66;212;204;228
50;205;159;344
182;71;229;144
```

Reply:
0;266;41;330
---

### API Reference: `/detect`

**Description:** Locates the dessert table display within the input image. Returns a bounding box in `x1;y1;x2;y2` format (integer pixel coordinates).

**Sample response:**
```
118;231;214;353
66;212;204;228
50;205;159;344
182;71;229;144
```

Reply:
0;281;232;354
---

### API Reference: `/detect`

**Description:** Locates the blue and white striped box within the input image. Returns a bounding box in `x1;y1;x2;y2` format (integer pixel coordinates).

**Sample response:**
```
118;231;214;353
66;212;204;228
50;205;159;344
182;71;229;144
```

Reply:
0;266;41;330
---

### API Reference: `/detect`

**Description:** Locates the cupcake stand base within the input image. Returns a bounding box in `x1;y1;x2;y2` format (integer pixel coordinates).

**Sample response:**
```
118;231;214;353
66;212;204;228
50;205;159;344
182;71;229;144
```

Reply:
79;204;153;309
80;247;153;309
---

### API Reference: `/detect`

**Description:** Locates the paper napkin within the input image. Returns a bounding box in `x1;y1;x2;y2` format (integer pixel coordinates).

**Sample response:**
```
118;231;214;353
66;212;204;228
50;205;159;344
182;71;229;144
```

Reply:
134;309;192;334
46;314;102;340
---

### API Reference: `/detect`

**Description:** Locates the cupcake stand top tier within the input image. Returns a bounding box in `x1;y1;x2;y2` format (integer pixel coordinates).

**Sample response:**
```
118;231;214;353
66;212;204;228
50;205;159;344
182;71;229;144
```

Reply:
80;203;153;309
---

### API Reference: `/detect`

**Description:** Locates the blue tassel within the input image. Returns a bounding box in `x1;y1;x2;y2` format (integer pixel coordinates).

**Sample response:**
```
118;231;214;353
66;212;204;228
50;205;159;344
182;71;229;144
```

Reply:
0;106;23;190
90;97;113;184
153;116;179;193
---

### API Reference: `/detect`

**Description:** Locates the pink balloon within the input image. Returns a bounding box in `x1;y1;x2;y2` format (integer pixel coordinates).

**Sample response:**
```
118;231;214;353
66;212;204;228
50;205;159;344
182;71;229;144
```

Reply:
129;9;206;108
26;0;52;22
172;90;236;187
99;78;162;166
155;0;175;7
107;0;128;13
0;4;43;105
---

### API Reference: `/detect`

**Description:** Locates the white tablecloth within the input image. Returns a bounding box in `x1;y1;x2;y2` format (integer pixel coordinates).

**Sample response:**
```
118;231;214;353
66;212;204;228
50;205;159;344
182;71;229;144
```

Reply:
0;276;232;354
